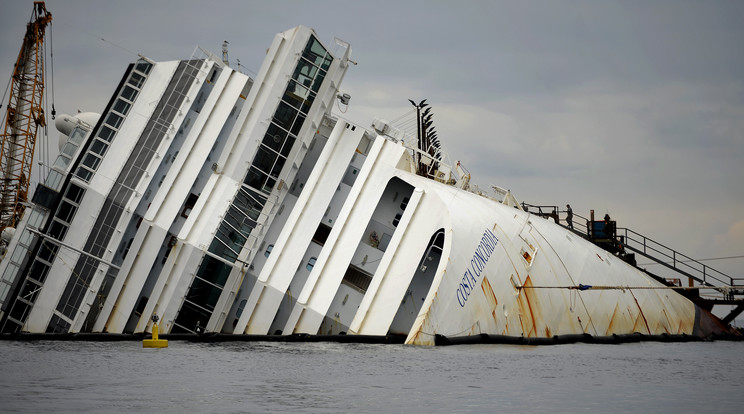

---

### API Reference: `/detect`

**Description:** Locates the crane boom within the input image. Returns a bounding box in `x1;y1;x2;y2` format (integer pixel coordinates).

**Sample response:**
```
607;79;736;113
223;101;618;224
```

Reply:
0;2;52;231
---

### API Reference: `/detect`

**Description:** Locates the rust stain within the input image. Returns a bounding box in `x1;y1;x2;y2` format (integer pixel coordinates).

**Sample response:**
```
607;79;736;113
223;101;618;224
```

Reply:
605;303;621;335
629;289;651;334
661;309;671;334
515;275;540;337
481;276;498;310
522;251;532;263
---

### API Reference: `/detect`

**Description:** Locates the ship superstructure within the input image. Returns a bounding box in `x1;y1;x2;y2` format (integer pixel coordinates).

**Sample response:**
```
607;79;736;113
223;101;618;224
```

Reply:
0;26;735;344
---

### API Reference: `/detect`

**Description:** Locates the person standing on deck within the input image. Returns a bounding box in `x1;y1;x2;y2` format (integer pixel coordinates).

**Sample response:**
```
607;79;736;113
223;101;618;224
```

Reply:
565;204;573;229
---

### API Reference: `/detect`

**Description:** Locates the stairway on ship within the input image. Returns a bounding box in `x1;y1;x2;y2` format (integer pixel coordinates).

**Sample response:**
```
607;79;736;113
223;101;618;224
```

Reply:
521;203;744;327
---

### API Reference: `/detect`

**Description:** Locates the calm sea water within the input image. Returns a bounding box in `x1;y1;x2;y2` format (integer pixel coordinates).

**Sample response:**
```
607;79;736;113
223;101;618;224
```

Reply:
1;339;743;413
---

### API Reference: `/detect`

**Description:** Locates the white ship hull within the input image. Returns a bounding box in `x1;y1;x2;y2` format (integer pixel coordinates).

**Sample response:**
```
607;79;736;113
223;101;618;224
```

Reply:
0;26;729;344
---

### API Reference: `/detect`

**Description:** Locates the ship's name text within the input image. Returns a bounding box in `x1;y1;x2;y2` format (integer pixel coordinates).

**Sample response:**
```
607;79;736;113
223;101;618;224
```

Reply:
456;229;499;307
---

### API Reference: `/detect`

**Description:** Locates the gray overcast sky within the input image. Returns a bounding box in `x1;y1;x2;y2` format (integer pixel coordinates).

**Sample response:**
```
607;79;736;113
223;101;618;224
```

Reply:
1;0;742;277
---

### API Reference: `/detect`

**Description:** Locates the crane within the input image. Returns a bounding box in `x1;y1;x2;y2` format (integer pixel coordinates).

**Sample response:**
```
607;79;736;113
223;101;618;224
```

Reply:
0;2;52;232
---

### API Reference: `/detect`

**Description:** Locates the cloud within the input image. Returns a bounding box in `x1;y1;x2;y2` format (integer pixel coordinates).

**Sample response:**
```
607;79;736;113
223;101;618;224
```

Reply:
2;0;742;268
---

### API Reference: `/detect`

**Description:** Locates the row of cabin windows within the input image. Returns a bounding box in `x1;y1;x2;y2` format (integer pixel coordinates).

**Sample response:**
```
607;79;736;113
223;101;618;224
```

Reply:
264;244;316;272
0;179;87;329
392;197;410;228
75;61;152;182
175;37;331;334
208;36;332;263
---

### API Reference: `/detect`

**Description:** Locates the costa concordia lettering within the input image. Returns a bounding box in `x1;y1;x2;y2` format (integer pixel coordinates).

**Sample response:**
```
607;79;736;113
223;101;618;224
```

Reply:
0;25;737;345
457;229;498;308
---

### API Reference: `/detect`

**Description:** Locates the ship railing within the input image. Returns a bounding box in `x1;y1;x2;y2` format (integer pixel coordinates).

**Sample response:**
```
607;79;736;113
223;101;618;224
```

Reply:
615;227;735;289
522;203;741;295
520;203;560;223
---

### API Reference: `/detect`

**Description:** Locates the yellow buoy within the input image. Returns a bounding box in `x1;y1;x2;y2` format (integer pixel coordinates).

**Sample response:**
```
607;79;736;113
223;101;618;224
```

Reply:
143;314;168;348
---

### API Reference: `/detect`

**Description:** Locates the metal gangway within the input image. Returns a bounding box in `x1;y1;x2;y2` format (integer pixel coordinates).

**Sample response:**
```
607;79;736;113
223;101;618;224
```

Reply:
521;203;744;326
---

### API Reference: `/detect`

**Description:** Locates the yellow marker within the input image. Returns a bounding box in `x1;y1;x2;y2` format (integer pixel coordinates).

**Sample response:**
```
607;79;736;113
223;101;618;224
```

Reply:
143;314;168;348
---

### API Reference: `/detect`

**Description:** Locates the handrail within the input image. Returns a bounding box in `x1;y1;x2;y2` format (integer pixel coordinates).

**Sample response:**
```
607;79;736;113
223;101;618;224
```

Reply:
616;227;734;287
521;203;741;294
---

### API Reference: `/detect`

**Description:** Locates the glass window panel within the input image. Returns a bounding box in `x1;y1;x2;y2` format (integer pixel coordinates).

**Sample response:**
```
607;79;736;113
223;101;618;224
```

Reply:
291;113;306;136
11;246;25;263
113;99;131;116
306;257;317;271
301;92;315;114
105;112;123;130
98;125;116;142
69;127;87;144
29;262;50;284
3;264;19;282
20;280;42;303
185;277;224;310
264;177;276;193
82;153;102;170
90;139;107;156
292;59;318;89
61;142;77;157
53;155;71;170
121;85;137;102
282;80;311;111
20;230;33;245
263;123;288;153
270;158;285;178
243;167;265;190
65;184;86;204
128;72;145;89
29;209;45;226
135;61;152;75
272;102;298;131
173;300;212;333
75;167;93;182
253;146;277;174
280;136;295;158
49;220;68;240
302;36;329;68
56;201;76;224
311;70;326;93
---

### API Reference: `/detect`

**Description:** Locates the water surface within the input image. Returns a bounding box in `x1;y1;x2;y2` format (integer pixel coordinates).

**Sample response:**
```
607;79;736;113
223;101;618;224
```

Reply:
1;340;742;413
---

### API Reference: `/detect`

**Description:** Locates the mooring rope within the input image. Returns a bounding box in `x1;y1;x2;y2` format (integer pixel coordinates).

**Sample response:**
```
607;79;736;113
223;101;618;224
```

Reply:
517;284;741;293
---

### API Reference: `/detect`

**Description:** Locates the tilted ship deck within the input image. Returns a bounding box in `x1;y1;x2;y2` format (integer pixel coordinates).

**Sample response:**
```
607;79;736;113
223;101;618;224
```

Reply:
0;25;740;345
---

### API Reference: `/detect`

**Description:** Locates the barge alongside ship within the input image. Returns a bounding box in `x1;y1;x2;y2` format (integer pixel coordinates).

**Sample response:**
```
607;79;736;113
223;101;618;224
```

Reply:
0;25;738;345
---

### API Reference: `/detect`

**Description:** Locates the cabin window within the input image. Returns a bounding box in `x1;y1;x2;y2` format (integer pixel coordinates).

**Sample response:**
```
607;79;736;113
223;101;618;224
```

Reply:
312;224;331;246
306;257;317;271
400;197;409;211
134;296;148;316
113;99;131;116
236;299;248;318
181;193;199;218
121;85;137;102
393;213;402;227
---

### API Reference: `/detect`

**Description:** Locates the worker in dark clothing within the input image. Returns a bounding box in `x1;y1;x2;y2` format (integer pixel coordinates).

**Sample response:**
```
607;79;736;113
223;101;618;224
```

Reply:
603;214;612;239
565;204;573;229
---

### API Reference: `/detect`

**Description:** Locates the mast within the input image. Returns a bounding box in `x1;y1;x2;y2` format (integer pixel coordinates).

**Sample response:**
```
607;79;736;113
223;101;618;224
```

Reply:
0;2;52;231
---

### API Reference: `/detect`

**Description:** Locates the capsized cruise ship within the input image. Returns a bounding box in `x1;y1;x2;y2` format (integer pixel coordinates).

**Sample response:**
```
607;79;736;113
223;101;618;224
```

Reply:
0;26;735;345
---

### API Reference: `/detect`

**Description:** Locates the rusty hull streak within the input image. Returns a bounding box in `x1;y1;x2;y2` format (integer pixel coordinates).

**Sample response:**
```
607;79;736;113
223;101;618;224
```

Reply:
628;289;651;334
480;276;503;331
515;275;541;337
605;302;621;335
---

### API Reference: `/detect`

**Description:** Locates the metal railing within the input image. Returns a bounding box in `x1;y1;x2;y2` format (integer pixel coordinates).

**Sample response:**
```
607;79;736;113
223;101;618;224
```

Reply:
520;203;742;295
616;227;741;289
